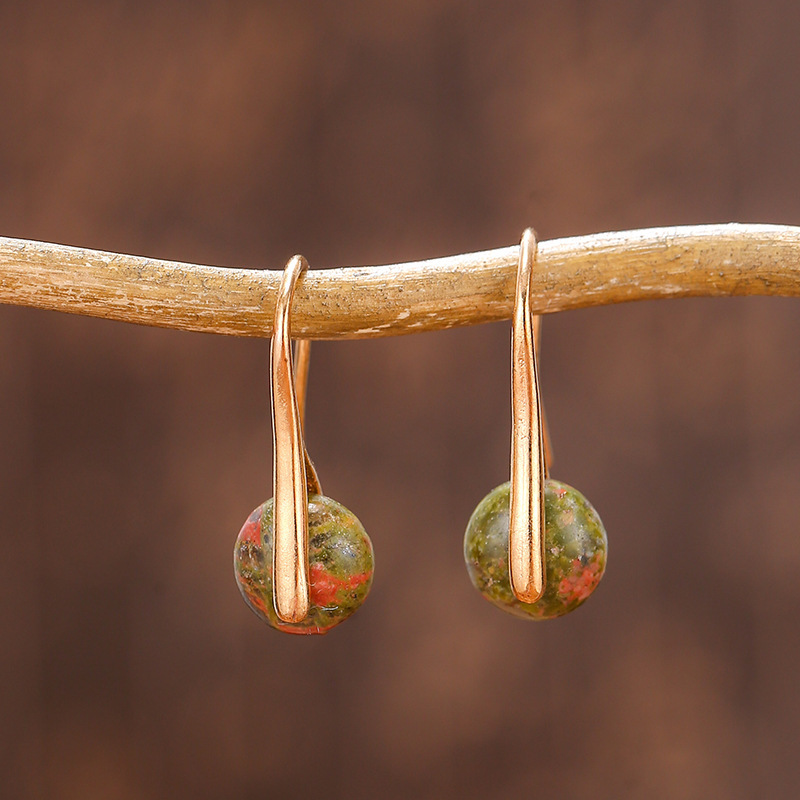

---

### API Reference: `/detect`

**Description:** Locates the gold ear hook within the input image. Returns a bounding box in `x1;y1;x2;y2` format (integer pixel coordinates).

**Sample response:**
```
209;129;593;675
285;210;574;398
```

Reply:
292;338;322;496
271;255;317;623
293;339;311;431
532;314;553;477
509;229;546;603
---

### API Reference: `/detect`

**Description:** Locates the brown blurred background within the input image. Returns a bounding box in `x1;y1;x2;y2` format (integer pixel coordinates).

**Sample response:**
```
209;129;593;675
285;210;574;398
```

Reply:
1;2;799;798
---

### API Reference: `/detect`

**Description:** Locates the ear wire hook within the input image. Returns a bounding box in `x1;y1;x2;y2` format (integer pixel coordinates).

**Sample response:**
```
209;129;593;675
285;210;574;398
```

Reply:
293;339;311;432
292;338;322;495
532;314;553;476
271;256;319;624
509;229;547;603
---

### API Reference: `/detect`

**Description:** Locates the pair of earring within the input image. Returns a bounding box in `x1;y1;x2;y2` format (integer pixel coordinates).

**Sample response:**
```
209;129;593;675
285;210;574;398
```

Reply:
233;230;607;635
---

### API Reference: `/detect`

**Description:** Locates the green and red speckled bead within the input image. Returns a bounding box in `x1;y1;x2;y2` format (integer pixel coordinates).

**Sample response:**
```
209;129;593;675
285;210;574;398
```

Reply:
234;495;374;635
464;479;607;620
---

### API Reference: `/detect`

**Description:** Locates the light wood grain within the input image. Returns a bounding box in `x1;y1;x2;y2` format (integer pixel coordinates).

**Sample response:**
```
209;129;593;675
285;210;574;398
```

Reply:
0;223;798;339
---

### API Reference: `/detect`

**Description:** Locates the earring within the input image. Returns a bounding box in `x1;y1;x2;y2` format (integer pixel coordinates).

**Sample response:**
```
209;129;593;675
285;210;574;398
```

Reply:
234;255;374;635
464;230;607;619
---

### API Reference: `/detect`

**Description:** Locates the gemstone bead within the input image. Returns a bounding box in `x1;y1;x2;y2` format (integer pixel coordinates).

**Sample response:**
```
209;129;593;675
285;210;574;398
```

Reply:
464;479;607;620
234;495;374;635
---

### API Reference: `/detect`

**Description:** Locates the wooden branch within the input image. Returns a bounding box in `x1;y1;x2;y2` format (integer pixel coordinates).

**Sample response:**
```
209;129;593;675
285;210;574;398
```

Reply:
0;223;798;339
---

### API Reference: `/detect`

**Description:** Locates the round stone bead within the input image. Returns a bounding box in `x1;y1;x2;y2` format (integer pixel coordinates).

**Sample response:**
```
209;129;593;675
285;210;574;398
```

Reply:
234;495;374;635
464;479;607;620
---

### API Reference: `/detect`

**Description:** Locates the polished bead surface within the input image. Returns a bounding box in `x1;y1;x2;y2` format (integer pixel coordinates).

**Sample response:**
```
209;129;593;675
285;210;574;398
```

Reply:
464;479;607;620
234;495;374;635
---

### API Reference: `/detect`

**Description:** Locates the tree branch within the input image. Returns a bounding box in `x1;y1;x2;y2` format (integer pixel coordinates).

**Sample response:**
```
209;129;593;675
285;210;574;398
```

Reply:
0;223;798;339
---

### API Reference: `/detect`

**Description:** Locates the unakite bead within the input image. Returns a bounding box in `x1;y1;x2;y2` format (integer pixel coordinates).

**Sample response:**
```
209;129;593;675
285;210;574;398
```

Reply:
464;479;607;620
234;495;374;635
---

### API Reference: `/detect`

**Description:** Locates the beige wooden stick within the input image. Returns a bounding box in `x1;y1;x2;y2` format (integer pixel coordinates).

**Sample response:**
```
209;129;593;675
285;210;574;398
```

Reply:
0;223;798;340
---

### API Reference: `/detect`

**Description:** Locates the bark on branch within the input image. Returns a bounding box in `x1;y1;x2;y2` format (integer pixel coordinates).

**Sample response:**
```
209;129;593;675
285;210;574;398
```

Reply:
0;223;798;339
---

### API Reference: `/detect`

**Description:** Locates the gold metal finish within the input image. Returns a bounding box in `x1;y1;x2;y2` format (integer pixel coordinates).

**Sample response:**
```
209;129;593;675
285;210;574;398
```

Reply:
509;229;546;604
532;314;553;477
294;339;311;430
292;339;322;496
271;255;312;623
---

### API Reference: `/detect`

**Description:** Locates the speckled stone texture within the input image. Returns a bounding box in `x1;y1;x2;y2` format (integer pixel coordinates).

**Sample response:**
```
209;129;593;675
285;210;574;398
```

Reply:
234;495;374;635
464;479;607;620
